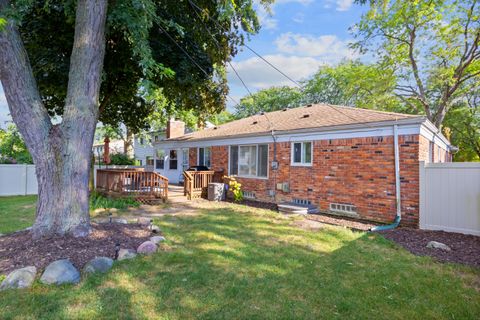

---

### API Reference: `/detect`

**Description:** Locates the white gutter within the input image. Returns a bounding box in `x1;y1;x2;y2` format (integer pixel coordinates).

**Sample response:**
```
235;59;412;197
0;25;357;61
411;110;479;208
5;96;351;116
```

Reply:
370;124;401;231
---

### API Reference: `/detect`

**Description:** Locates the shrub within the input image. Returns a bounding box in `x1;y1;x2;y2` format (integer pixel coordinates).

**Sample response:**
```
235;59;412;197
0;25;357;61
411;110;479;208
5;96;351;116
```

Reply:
89;192;140;211
225;176;243;202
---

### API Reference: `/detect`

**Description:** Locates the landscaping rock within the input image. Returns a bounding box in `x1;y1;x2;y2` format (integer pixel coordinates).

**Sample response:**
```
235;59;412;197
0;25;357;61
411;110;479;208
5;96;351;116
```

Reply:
0;266;37;290
40;259;80;285
117;248;137;261
83;257;114;274
137;241;157;255
150;236;166;244
427;241;451;251
114;218;128;224
137;217;152;226
150;225;161;233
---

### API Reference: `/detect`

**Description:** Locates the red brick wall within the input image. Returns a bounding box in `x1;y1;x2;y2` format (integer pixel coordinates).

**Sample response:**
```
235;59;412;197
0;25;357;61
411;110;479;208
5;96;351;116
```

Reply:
166;120;185;139
201;135;422;227
419;135;451;163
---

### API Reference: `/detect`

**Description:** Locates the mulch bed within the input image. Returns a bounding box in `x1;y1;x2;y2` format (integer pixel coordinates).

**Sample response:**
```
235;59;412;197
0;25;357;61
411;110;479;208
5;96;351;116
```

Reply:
0;223;151;275
380;228;480;268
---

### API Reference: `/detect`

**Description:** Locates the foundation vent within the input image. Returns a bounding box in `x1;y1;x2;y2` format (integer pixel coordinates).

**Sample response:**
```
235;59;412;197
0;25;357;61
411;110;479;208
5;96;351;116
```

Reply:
329;203;357;214
243;191;255;199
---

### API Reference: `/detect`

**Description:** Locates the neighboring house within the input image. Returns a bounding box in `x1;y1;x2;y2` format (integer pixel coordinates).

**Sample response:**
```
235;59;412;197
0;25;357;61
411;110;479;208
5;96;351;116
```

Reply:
92;139;125;162
154;104;453;227
133;131;164;168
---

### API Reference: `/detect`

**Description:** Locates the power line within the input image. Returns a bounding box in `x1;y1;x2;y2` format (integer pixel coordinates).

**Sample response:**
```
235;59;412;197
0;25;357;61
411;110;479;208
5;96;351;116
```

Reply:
187;0;255;99
187;0;378;128
188;0;303;90
156;23;241;109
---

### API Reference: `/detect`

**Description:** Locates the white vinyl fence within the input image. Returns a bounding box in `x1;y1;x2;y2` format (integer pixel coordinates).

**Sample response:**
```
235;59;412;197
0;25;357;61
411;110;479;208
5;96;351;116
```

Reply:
420;162;480;236
0;164;142;196
0;164;37;196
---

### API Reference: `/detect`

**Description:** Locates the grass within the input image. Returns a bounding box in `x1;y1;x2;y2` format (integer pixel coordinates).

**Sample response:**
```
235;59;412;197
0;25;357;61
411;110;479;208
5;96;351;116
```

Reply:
0;198;479;319
0;195;37;234
0;195;140;234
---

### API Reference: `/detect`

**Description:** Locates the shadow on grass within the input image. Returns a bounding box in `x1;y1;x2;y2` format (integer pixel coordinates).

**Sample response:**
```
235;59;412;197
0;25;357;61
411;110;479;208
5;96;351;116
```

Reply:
0;205;479;319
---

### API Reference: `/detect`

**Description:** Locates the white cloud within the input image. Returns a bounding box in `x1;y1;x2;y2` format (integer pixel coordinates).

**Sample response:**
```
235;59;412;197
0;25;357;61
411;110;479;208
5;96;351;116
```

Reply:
256;4;278;30
274;32;357;62
228;54;324;90
335;0;354;11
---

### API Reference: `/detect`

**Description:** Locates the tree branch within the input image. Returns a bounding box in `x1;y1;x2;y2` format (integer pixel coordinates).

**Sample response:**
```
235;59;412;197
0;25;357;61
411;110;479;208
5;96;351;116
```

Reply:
62;0;108;130
0;0;51;156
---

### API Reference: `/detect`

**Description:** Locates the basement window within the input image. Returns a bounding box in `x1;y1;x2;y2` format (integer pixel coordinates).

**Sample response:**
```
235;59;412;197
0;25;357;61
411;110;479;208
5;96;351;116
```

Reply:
329;203;356;214
293;198;311;206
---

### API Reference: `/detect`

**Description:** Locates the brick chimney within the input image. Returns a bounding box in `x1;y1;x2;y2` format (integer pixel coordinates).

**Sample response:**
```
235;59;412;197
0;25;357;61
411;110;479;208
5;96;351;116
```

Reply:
166;118;185;139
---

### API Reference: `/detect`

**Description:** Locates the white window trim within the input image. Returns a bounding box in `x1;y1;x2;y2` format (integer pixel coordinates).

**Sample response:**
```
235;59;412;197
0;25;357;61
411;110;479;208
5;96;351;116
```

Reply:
228;144;269;180
291;141;313;166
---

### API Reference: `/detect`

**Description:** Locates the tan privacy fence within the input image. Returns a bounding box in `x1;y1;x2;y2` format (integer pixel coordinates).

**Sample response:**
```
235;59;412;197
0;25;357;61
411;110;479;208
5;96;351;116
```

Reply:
419;162;480;236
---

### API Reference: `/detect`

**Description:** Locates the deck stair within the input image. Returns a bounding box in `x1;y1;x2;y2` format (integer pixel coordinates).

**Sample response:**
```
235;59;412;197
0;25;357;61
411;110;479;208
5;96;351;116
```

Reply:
278;202;319;215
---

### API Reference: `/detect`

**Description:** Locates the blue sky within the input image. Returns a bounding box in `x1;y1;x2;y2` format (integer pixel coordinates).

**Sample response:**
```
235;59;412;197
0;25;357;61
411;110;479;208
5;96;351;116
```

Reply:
0;0;367;128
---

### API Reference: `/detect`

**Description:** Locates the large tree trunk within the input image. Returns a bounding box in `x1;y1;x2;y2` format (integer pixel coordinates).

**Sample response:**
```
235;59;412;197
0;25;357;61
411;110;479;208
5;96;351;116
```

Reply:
0;0;108;238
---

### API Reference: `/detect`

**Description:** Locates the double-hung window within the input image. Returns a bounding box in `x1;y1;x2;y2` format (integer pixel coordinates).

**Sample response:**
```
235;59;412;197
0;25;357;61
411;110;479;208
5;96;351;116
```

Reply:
229;144;268;178
182;148;189;171
169;150;178;170
198;147;211;167
291;142;312;165
156;150;165;169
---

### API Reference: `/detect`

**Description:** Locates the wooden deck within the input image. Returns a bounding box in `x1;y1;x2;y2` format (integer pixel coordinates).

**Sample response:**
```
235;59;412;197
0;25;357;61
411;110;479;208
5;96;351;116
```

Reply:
96;169;168;203
183;170;224;200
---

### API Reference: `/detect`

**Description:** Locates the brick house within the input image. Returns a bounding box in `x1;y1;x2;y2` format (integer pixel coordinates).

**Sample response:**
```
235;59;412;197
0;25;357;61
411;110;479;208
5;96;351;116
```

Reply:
153;104;453;227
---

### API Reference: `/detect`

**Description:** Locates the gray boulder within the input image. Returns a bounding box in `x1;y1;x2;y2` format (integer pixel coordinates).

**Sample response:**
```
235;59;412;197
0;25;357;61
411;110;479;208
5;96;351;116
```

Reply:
84;257;114;274
150;225;161;233
0;266;37;290
40;259;80;285
137;241;157;255
117;248;137;261
427;241;451;251
150;236;166;244
114;218;128;224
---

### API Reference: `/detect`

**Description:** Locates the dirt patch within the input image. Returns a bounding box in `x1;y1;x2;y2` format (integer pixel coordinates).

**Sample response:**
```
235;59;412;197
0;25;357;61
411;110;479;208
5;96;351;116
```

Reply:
307;214;377;231
380;228;480;268
0;223;152;275
225;198;278;211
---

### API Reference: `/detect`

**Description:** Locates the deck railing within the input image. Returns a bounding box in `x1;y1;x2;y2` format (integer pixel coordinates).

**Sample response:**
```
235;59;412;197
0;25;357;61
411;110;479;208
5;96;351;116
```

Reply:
96;169;168;201
183;170;224;200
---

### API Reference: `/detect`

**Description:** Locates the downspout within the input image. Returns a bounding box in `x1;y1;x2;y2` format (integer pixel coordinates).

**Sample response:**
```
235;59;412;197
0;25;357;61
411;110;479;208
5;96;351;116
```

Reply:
370;124;401;231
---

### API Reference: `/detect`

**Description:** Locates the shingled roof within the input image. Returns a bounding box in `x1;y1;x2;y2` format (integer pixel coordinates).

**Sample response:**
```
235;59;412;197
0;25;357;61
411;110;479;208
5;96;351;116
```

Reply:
174;104;424;142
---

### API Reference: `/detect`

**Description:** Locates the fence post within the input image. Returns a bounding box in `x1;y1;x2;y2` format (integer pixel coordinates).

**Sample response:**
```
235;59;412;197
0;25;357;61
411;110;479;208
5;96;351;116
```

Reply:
419;161;426;230
23;164;28;195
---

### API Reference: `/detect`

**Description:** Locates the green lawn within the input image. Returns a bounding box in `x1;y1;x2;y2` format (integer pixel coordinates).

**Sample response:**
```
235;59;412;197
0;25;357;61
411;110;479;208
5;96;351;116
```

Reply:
0;197;479;319
0;195;37;234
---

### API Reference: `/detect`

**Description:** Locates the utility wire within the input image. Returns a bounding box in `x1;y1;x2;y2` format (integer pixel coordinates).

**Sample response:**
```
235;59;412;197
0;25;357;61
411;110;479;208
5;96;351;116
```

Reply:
188;0;303;90
188;0;255;99
187;0;378;128
156;23;241;109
